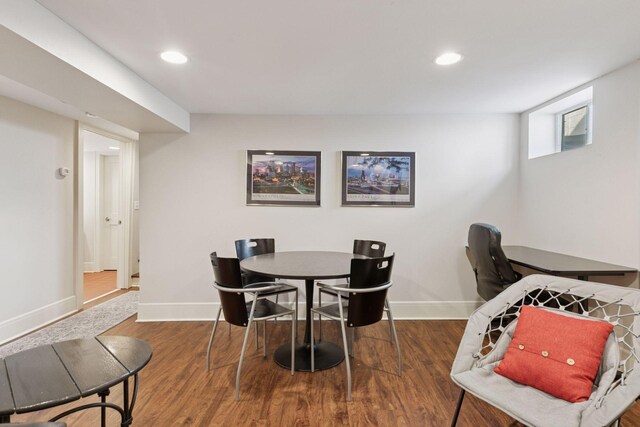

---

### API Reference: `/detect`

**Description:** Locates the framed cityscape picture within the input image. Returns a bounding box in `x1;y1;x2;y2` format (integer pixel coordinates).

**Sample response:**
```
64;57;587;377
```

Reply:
341;151;415;207
246;150;321;206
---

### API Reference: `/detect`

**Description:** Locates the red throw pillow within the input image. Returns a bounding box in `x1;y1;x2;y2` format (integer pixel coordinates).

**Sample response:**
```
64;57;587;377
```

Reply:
494;305;614;403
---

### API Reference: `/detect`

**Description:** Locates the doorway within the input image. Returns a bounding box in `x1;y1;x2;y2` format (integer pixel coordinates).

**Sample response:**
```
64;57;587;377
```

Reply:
82;131;121;302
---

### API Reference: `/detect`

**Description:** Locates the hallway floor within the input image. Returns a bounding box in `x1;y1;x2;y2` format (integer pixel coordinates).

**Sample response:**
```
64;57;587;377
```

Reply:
83;270;117;302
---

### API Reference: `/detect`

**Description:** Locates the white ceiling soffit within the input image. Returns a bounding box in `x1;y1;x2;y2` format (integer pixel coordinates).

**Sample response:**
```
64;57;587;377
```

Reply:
0;0;189;133
36;0;640;115
0;75;139;141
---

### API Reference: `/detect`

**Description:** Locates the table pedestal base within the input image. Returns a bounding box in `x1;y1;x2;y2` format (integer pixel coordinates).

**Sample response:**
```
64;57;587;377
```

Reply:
274;341;344;372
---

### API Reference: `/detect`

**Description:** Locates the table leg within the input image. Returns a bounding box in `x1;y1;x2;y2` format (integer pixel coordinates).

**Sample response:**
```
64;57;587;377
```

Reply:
273;279;344;371
123;378;130;426
303;279;314;344
98;389;110;427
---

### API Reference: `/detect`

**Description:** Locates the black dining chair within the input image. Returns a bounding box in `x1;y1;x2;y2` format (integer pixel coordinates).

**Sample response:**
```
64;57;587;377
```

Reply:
206;252;297;400
310;254;401;401
467;223;521;301
318;240;397;344
235;238;276;285
235;238;296;332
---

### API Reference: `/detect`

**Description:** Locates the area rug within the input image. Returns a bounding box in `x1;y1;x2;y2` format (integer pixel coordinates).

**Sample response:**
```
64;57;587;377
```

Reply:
0;291;139;358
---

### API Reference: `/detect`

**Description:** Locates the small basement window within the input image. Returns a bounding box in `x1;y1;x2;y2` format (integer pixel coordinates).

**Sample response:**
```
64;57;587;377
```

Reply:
559;105;591;151
528;87;593;159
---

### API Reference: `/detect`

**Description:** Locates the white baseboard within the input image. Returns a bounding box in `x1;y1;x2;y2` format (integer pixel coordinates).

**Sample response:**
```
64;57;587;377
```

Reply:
84;262;97;272
137;300;482;322
0;296;78;345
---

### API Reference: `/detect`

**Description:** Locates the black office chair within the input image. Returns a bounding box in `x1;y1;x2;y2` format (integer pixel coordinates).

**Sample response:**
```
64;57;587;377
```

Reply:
467;223;521;301
318;240;396;343
310;254;401;401
206;252;297;400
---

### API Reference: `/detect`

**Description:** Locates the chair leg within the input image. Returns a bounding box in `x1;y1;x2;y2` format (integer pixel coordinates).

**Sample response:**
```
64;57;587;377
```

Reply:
263;320;267;357
450;389;465;427
291;290;297;375
236;299;258;401
348;327;355;357
295;293;299;340
255;321;259;351
338;317;352;401
318;290;323;341
206;307;222;371
310;309;316;372
385;299;393;343
275;294;279;323
386;299;402;375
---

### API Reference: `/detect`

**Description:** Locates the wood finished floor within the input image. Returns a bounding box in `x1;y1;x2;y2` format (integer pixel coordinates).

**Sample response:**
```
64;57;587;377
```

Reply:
83;271;117;302
10;319;640;426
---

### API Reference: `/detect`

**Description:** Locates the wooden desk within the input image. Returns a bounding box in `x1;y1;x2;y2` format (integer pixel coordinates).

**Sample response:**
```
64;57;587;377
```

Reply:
502;245;637;280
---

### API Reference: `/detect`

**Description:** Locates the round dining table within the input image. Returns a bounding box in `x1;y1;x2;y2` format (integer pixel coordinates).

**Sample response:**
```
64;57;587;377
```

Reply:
240;251;366;371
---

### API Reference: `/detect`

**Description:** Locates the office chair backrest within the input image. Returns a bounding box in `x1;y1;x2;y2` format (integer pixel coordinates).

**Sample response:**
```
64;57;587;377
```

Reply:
353;239;386;258
347;254;394;327
467;223;519;301
210;252;248;327
235;238;275;260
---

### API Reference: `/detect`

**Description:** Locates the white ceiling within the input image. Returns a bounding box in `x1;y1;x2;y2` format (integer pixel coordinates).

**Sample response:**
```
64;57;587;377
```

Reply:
36;0;640;115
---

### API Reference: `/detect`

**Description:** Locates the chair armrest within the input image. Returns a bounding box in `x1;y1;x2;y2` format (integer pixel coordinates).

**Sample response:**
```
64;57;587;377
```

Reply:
318;281;392;294
317;282;349;294
213;281;292;294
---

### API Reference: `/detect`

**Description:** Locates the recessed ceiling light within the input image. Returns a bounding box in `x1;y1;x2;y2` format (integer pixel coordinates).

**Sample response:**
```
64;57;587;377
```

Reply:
435;52;463;66
108;146;120;150
160;51;188;64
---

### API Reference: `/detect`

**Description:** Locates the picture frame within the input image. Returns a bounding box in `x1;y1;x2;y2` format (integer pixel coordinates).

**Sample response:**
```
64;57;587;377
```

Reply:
341;151;415;207
246;150;321;206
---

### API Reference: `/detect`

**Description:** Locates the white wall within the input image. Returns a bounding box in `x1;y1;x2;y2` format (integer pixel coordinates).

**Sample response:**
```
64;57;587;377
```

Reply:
138;114;520;320
0;95;76;343
519;61;640;282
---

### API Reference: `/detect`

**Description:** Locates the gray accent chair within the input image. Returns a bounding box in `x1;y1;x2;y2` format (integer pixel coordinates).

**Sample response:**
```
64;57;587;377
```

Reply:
450;274;640;427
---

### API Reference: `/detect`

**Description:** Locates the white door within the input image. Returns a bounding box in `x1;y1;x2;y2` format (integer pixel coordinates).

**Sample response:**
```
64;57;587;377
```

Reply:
101;155;120;270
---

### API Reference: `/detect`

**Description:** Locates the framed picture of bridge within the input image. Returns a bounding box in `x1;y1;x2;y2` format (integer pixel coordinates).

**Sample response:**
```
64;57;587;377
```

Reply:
341;151;415;207
246;150;321;206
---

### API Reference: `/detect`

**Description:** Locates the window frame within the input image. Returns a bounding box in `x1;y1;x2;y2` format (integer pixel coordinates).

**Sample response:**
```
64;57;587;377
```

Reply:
555;102;593;153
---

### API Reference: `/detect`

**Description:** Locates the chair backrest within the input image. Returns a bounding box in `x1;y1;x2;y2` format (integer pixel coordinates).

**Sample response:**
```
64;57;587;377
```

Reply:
346;254;394;327
467;223;519;301
235;238;275;284
210;252;248;327
235;238;275;260
353;239;386;258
